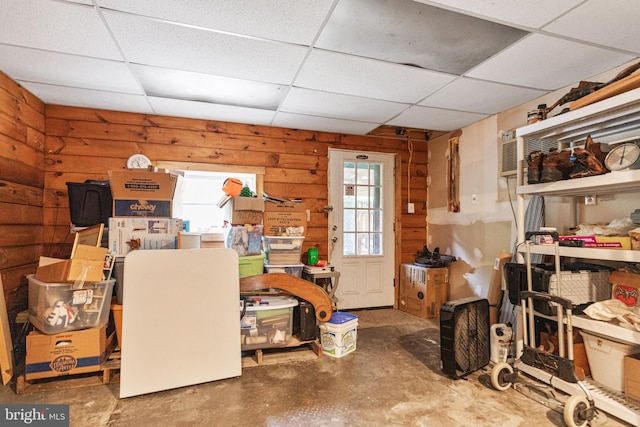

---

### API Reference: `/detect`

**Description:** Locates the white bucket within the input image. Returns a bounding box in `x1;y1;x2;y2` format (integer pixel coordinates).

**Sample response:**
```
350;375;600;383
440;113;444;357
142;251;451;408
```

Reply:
490;323;513;364
320;312;358;358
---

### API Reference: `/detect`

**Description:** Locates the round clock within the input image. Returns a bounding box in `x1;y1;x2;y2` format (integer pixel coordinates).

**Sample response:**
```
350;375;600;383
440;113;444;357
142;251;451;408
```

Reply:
127;154;152;169
604;143;640;171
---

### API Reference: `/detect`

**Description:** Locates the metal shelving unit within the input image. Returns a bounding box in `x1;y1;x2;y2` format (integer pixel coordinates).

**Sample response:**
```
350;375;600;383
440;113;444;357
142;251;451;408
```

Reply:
514;87;640;425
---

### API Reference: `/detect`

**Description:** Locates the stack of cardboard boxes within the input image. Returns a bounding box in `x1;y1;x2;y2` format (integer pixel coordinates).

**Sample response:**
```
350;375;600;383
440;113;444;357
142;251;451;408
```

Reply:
220;196;266;277
25;226;116;381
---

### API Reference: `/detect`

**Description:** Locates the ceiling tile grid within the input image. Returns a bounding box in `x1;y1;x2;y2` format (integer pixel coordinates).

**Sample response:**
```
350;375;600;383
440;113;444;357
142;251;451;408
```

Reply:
0;0;638;134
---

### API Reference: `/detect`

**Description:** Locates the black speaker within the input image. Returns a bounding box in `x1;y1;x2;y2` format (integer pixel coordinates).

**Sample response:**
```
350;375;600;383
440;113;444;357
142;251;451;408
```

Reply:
293;299;318;341
440;297;490;379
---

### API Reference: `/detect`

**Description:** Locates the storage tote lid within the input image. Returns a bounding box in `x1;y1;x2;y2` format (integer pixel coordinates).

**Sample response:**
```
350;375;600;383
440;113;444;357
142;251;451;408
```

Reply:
241;296;298;311
328;311;358;324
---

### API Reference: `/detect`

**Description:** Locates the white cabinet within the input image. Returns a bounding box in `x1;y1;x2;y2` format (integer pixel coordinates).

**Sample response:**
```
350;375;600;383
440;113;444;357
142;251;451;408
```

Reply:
514;87;640;425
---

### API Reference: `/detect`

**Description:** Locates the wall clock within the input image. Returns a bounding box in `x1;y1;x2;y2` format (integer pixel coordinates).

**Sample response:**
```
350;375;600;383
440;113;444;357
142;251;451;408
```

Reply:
127;154;152;169
604;142;640;171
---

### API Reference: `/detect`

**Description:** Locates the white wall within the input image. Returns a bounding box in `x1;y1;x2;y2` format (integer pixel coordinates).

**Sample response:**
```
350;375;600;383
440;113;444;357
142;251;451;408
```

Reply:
428;60;640;301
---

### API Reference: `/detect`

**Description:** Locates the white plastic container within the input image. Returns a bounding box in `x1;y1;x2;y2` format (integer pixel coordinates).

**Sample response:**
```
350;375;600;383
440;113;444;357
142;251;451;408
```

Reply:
320;312;358;358
490;323;513;364
263;236;304;265
264;263;304;278
580;330;640;392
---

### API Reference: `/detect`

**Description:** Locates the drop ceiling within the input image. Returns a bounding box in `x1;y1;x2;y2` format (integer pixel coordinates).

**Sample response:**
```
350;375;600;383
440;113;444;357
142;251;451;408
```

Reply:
1;0;639;135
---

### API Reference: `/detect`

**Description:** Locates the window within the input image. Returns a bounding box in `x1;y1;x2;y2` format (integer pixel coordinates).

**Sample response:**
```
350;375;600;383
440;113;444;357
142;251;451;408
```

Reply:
156;161;265;233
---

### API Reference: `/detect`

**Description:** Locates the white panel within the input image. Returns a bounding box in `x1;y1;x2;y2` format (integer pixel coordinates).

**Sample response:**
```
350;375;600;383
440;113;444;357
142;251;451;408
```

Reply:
96;0;334;44
272;113;378;135
468;34;636;91
420;77;546;114
148;96;276;125
418;0;583;29
18;81;152;114
120;249;241;398
543;0;640;54
0;0;122;60
103;11;308;84
132;65;287;110
0;45;142;94
365;261;383;293
295;50;456;103
280;88;408;123
388;105;488;131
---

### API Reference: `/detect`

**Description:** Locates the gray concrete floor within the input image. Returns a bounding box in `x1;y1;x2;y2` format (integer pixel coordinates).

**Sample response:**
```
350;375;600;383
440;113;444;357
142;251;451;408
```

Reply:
0;308;633;426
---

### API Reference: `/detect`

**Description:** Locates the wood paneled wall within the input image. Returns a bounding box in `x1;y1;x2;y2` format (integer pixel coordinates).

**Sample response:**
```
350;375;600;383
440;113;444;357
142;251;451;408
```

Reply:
43;106;428;265
0;72;45;319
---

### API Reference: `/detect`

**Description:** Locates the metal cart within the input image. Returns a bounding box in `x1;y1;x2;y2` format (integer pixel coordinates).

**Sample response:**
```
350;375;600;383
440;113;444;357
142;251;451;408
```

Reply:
490;235;602;427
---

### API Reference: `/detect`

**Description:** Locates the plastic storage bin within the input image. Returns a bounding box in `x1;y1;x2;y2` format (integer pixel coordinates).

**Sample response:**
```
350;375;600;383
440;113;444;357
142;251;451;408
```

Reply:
66;180;112;227
225;225;263;256
240;296;298;351
262;236;304;264
239;253;266;277
28;274;115;334
504;262;611;315
320;312;358;358
264;263;304;278
580;330;640;392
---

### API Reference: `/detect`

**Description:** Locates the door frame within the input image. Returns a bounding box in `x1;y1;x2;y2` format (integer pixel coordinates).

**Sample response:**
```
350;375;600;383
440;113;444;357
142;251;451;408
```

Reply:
327;148;402;309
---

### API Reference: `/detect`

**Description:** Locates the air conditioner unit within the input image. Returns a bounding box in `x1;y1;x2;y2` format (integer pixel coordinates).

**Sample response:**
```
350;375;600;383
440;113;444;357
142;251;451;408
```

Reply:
499;130;517;177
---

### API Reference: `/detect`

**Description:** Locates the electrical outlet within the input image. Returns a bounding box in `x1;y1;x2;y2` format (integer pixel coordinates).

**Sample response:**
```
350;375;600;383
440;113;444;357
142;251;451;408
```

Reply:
407;203;415;214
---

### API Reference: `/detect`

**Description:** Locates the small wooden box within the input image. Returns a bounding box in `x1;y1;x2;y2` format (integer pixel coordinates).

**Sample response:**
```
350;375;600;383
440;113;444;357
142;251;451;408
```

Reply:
398;264;449;319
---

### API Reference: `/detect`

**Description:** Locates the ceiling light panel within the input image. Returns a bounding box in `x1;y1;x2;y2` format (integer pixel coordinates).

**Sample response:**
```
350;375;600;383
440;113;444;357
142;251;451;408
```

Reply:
18;81;152;114
0;45;142;94
272;112;378;135
103;11;308;84
468;34;636;90
543;0;640;54
132;65;287;110
148;96;276;125
295;49;456;103
316;0;528;75
420;77;547;114
0;0;122;60
388;105;488;131
280;88;409;123
95;0;335;45
418;0;583;29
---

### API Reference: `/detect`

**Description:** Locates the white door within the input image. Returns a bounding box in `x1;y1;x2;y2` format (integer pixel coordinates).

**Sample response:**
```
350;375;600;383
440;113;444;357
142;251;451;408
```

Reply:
328;148;395;309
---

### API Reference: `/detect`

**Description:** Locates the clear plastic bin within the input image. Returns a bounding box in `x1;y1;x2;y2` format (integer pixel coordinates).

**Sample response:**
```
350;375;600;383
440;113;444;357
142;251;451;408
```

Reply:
264;263;304;278
28;274;115;335
262;235;304;265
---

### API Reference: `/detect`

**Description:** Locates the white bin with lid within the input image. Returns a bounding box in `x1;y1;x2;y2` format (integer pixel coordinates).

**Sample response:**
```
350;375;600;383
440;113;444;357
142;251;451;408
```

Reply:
320;312;358;358
240;296;298;351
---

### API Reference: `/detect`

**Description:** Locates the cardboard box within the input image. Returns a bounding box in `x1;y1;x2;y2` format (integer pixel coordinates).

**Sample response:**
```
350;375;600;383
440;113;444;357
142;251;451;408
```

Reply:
221;196;264;225
108;217;182;257
109;169;184;218
540;330;590;378
624;353;640;406
25;324;115;380
263;202;307;236
559;235;631;249
398;264;449;319
35;245;107;283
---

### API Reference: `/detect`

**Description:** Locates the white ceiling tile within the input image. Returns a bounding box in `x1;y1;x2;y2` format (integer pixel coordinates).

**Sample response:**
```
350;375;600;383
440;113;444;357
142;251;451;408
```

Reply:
420;78;547;114
467;34;636;90
272;113;378;135
418;0;583;29
0;45;142;94
103;11;308;85
295;50;456;103
132;65;287;110
148;97;276;126
543;0;640;54
316;0;527;75
388;106;488;131
18;81;152;113
0;0;122;60
280;88;409;123
95;0;334;45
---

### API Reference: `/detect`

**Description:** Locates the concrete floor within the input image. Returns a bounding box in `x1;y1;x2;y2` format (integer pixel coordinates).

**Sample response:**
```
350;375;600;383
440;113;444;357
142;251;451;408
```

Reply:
0;308;632;426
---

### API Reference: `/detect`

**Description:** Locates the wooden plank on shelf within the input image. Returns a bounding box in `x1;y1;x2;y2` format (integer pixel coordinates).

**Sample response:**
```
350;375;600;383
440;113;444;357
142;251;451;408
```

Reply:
570;73;640;111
